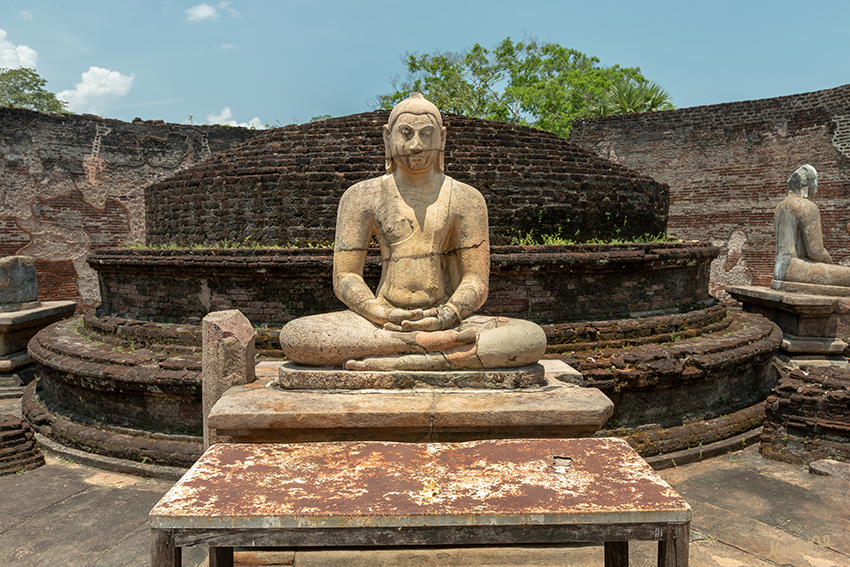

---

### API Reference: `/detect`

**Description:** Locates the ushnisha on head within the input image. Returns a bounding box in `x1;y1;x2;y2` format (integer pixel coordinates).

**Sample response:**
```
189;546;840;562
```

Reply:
787;164;818;198
383;93;447;173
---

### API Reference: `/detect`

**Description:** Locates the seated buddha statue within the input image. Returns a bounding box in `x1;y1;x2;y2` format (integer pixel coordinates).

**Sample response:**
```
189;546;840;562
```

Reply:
774;164;850;288
279;93;547;371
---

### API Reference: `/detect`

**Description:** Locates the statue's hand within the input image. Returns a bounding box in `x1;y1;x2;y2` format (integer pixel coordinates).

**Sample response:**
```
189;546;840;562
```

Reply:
396;305;458;332
382;307;441;332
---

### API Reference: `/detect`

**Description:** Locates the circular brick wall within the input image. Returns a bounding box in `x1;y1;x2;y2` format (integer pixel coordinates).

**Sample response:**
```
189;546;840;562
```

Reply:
145;111;669;247
89;242;718;326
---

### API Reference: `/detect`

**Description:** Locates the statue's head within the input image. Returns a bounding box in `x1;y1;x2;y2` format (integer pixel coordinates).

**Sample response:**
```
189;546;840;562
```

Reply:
383;93;447;174
787;164;818;198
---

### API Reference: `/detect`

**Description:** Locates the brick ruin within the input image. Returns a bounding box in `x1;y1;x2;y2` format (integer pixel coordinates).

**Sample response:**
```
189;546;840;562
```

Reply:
23;111;782;468
570;83;850;298
0;107;262;310
146;110;668;247
761;364;850;464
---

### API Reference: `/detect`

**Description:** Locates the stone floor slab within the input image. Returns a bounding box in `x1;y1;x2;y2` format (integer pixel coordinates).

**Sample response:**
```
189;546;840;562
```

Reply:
0;464;89;517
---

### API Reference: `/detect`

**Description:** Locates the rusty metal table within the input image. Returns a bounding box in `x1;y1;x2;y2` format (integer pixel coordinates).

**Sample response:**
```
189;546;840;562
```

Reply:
150;438;690;567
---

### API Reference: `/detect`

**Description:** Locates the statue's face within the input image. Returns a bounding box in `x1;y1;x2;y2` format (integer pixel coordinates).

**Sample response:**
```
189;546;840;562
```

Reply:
387;113;444;173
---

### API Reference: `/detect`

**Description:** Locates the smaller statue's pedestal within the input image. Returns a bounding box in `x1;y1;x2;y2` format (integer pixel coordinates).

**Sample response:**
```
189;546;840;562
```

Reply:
0;301;77;398
727;284;850;368
208;360;613;443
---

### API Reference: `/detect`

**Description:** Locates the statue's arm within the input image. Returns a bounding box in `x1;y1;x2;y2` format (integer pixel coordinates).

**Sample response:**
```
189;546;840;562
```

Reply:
800;202;833;263
333;186;392;326
445;188;489;319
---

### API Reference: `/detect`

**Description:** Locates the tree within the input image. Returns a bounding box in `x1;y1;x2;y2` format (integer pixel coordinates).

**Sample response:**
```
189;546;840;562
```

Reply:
374;37;663;137
0;67;69;113
590;78;674;116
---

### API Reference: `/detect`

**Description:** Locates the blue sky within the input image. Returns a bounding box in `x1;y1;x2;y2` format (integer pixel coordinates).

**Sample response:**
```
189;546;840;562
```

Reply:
2;1;849;128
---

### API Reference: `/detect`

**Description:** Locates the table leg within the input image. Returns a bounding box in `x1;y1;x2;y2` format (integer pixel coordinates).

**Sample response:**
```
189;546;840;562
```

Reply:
658;523;689;567
151;529;181;567
604;541;629;567
209;546;234;567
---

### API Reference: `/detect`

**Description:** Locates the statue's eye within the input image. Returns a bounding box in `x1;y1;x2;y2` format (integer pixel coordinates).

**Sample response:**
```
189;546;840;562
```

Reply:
401;127;412;138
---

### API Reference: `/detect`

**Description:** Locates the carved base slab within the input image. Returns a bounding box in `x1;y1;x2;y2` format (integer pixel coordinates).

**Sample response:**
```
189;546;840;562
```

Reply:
0;350;32;373
776;352;850;369
771;279;850;298
211;361;613;443
0;300;77;356
781;333;847;354
278;362;545;390
0;301;41;313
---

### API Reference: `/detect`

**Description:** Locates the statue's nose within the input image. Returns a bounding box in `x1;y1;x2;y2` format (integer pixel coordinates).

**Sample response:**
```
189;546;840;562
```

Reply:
409;135;424;151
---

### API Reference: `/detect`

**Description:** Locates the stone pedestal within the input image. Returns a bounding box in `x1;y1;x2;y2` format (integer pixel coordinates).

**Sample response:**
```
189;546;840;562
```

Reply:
727;285;850;367
208;359;613;443
0;301;77;397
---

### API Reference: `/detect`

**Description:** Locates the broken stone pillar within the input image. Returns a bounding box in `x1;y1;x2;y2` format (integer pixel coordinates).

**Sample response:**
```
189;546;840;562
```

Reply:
202;310;255;449
0;256;39;312
1;256;76;397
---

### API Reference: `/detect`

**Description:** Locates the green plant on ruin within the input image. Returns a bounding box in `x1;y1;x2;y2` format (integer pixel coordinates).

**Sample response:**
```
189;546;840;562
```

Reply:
511;230;677;246
123;238;334;251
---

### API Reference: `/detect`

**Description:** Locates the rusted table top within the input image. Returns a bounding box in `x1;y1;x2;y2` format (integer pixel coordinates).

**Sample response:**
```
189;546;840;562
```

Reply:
151;438;690;530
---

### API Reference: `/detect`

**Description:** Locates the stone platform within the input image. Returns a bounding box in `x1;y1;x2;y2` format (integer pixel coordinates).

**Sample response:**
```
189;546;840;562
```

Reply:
728;285;850;367
0;301;76;397
208;360;613;443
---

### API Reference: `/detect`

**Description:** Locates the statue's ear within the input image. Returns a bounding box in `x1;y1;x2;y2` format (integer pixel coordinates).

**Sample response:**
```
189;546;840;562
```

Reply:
382;125;394;172
439;126;447;172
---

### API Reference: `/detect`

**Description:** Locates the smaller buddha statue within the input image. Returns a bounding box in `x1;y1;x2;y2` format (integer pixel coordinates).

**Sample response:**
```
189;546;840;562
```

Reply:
279;93;547;371
774;164;850;288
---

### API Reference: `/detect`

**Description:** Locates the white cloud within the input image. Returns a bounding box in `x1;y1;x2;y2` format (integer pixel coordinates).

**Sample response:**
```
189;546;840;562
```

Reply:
185;2;239;22
219;43;235;51
19;11;34;22
0;29;37;69
57;66;134;116
185;3;218;21
207;107;264;129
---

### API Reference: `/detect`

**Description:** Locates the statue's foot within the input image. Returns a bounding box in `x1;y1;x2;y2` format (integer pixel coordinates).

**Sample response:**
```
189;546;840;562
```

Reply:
413;328;476;352
345;341;481;371
345;352;450;371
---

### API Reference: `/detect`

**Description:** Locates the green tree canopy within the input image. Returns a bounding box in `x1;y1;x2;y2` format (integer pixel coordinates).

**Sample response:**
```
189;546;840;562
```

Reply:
0;67;69;113
374;37;668;137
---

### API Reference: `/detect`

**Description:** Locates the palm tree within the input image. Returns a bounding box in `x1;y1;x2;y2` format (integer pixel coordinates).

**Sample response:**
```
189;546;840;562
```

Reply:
590;79;673;116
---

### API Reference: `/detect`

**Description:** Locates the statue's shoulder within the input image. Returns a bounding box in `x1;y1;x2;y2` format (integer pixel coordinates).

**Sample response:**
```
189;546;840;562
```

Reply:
340;175;388;204
447;176;486;206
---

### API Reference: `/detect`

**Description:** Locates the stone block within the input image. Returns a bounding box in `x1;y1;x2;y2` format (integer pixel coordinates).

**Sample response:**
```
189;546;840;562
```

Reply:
0;256;38;309
540;358;583;384
202;310;255;448
808;459;850;481
0;300;76;356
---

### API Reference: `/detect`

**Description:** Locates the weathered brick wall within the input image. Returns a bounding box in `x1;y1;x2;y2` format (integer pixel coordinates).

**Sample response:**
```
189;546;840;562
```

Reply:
146;111;669;248
761;365;850;463
89;243;717;326
0;107;262;309
570;84;850;296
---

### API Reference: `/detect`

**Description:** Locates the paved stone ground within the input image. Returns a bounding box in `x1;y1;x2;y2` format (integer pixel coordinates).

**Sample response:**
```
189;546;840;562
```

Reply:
0;396;848;567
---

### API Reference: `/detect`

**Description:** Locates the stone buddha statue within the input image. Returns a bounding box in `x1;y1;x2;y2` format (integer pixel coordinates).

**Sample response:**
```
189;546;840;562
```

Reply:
774;164;850;288
279;93;547;371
